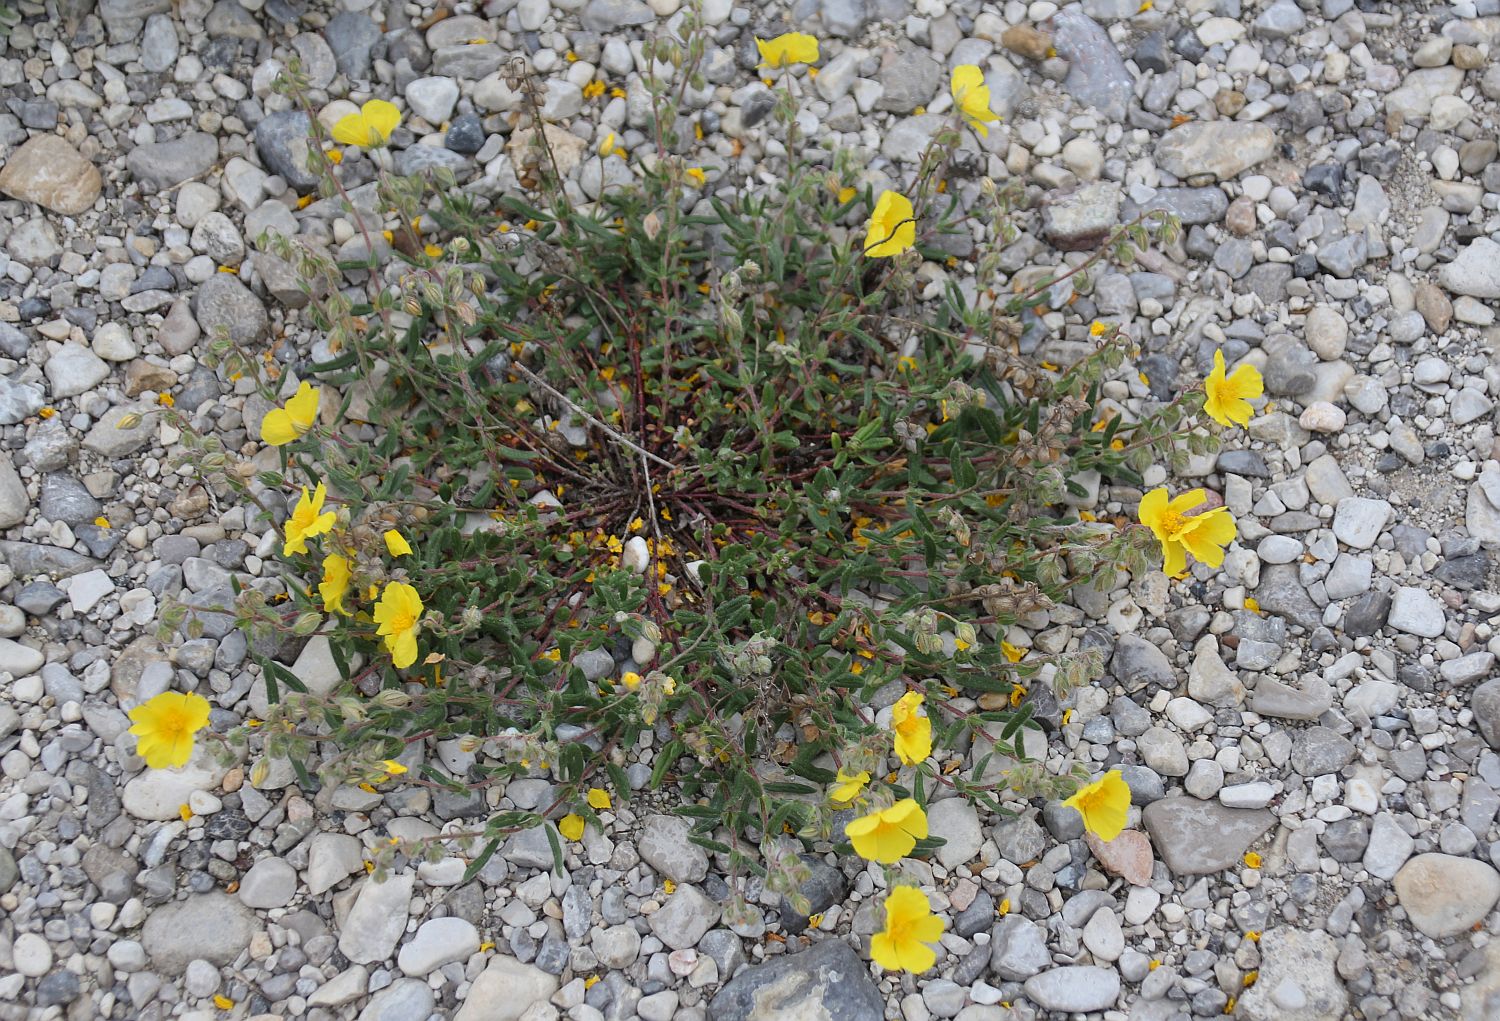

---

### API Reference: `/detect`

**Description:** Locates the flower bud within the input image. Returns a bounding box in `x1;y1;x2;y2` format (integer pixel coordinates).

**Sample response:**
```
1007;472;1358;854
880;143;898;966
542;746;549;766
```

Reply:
373;689;413;709
292;611;323;636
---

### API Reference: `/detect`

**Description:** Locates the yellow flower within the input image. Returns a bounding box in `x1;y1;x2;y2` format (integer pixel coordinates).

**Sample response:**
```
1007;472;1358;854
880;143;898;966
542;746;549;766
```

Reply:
685;167;706;187
384;529;413;557
559;813;586;841
870;886;945;973
830;768;870;805
213;995;235;1010
127;691;212;769
330;99;402;147
890;691;932;765
179;803;193;822
381;759;408;775
1203;349;1264;427
950;65;1000;137
1001;641;1027;663
845;798;928;863
756;32;819;68
587;787;612;810
283;482;337;556
373;581;423;669
1090;320;1108;337
864;190;916;258
157;393;175;407
1137;487;1237;577
1243;851;1262;869
583;79;606;99
1062;769;1131;842
261;381;320;446
621;671;642;691
320;553;353;616
38;406;55;419
93;516;110;529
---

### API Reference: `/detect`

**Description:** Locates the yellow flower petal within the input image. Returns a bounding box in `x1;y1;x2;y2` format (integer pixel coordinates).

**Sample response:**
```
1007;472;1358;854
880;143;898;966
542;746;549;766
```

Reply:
864;190;916;258
384;529;413;557
755;32;820;68
1062;769;1130;842
559;814;585;841
127;691;212;770
587;787;612;810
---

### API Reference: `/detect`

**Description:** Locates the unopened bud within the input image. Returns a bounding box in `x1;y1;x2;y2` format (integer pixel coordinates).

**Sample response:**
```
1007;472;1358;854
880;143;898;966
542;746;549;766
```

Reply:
116;412;142;430
373;689;413;709
293;611;323;636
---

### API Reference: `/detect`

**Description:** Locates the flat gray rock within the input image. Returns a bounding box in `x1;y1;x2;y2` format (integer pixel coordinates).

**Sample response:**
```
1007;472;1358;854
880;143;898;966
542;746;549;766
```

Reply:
1023;966;1121;1012
142;893;256;974
125;132;218;191
1142;798;1274;875
709;940;883;1021
1155;122;1277;181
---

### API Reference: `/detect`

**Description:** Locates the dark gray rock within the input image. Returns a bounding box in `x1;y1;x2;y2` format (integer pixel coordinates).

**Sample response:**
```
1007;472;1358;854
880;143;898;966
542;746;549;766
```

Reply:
39;475;102;527
393;146;473;179
125;132;219;191
446;114;485;153
1343;590;1390;637
254;110;320;191
0;540;98;578
325;12;380;78
1321;818;1369;861
193;273;268;346
1255;563;1321;630
780;857;846;935
1051;7;1132;121
709;939;882;1021
875;45;942;114
953;890;994;938
1290;726;1356;776
1475;679;1500;750
1121;186;1227;226
1110;635;1174;692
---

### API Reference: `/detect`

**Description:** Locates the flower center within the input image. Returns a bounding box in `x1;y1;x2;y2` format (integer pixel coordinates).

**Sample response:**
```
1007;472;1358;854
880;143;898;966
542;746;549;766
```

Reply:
389;611;415;632
1157;508;1186;537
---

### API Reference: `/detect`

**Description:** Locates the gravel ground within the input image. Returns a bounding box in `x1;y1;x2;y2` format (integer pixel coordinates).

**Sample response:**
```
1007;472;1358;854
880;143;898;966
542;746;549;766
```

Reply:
2;0;1500;1019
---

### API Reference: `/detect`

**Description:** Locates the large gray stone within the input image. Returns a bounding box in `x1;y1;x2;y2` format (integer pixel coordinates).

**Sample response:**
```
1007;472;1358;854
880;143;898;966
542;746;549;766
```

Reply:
637;814;709;883
0;452;28;528
1110;635;1174;692
142;893;256;974
455;955;560;1021
0;135;101;215
193;273;268;346
1235;928;1347;1021
1475;679;1500;750
125;132;218;191
338;872;415;964
1022;966;1120;1012
990;915;1050;981
709;939;883;1021
1051;7;1132;121
1394;853;1500;939
1155;122;1277;181
1141;798;1273;875
1439;238;1500;299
